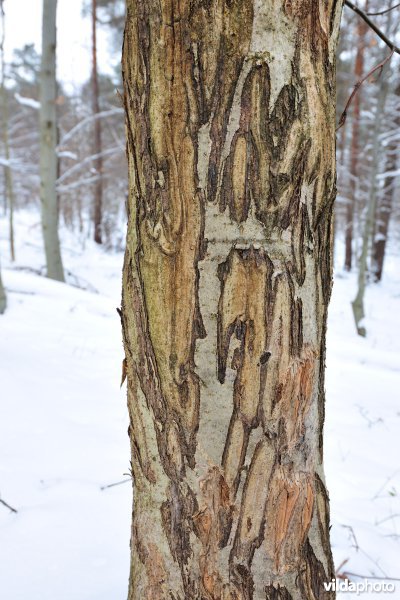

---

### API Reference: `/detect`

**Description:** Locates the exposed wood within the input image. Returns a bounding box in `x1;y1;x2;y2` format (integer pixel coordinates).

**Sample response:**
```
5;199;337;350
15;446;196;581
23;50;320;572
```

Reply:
121;1;343;597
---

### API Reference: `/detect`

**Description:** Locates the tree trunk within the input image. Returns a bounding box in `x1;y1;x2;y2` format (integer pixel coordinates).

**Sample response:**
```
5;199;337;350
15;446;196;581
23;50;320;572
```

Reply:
0;0;15;262
345;0;368;272
352;76;389;336
92;0;103;245
121;1;343;598
0;257;6;314
371;78;400;282
39;0;64;282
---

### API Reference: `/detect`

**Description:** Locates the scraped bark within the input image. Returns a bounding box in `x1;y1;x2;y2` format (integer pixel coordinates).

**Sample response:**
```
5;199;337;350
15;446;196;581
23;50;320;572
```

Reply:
39;0;64;281
121;1;343;598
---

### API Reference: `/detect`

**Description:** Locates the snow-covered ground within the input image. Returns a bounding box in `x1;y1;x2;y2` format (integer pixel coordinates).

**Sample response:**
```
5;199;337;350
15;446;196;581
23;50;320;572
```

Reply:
0;212;399;599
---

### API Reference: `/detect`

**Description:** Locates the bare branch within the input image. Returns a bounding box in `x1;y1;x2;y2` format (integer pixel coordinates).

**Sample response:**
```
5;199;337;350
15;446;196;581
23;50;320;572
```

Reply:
58;108;124;147
367;3;400;16
100;478;131;491
341;572;400;582
336;48;394;131
344;1;400;54
0;497;18;513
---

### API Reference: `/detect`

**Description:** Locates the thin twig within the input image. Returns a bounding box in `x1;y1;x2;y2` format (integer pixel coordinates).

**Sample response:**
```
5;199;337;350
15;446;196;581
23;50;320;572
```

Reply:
367;3;400;16
336;558;350;579
375;513;400;526
0;497;18;513
341;524;360;551
372;469;400;500
344;0;400;54
336;48;395;131
100;478;131;491
344;1;400;54
342;571;400;582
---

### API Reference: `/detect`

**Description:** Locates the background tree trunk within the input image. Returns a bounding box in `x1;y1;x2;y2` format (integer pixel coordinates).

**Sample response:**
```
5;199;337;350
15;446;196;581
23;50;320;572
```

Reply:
352;75;389;336
39;0;64;282
121;1;343;598
345;0;368;272
91;0;103;245
0;0;15;261
0;257;6;314
371;78;400;282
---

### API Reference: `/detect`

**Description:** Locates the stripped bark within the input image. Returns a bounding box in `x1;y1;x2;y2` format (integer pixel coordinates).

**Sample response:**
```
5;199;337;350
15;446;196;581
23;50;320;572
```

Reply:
121;1;343;598
345;0;368;272
39;0;65;281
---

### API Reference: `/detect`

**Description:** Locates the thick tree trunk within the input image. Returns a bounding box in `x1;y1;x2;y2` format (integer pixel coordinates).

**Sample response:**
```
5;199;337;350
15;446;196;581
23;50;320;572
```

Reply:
39;0;64;282
345;1;368;272
121;2;343;598
92;0;103;245
371;79;400;282
0;0;15;261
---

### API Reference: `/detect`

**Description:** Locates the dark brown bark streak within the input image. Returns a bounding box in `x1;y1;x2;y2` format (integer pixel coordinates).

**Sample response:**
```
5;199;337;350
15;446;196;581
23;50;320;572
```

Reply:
121;1;341;598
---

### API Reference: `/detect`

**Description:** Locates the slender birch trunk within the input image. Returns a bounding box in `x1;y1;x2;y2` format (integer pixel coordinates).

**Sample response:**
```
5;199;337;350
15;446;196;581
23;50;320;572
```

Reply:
0;0;15;261
345;1;368;272
121;2;343;598
372;78;400;282
91;0;103;245
39;0;64;282
0;257;6;314
352;78;388;336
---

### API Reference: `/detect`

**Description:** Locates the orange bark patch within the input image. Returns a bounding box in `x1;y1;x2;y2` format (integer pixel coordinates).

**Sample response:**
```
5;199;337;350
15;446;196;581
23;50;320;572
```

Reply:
265;468;314;574
193;467;234;598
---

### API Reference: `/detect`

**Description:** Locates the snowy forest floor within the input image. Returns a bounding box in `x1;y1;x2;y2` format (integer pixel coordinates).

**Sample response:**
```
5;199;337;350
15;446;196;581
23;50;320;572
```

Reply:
0;211;399;599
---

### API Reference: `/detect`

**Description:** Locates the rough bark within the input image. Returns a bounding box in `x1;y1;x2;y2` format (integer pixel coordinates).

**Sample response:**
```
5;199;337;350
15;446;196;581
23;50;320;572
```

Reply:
39;0;65;282
121;1;343;598
0;0;15;261
371;78;400;282
345;0;368;272
92;0;103;245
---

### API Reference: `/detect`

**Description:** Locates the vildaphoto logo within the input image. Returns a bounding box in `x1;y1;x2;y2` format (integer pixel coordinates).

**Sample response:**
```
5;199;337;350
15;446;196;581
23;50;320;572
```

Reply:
323;579;396;595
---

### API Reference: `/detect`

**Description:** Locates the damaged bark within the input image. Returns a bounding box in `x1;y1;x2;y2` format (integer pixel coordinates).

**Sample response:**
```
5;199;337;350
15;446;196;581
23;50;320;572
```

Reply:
121;1;343;598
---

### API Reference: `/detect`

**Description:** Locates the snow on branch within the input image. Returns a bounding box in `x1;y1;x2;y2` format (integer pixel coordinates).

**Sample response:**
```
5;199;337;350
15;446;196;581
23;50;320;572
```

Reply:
58;108;124;148
14;93;40;110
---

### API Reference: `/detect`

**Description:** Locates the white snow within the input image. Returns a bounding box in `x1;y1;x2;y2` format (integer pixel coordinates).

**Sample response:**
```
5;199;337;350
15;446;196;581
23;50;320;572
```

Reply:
325;256;400;598
0;212;130;600
14;93;41;110
0;212;399;599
